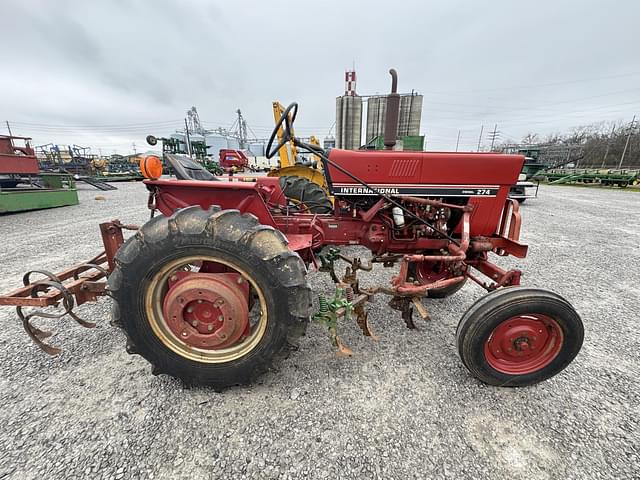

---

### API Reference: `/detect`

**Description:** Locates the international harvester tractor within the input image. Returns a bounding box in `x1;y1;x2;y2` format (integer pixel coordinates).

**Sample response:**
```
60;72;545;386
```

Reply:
0;71;583;389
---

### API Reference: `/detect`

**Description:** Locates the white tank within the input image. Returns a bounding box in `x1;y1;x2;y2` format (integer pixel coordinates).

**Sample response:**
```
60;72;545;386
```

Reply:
247;141;265;157
335;95;362;150
226;138;240;150
204;134;227;157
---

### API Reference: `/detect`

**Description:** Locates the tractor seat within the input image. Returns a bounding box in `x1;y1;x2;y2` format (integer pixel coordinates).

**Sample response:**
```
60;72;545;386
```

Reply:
164;153;218;181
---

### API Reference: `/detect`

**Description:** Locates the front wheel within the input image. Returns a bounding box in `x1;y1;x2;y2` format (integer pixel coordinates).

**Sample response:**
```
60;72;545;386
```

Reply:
279;176;333;214
456;288;583;387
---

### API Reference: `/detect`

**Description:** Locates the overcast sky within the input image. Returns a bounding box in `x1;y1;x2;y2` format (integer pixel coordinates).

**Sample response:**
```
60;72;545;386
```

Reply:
2;0;639;154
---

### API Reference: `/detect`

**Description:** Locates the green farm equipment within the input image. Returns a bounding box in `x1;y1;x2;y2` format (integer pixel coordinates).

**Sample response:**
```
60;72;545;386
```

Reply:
543;169;639;187
0;135;79;213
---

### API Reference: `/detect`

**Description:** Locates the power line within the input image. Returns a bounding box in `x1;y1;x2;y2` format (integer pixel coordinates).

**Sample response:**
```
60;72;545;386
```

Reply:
421;70;640;95
487;124;500;150
8;119;185;128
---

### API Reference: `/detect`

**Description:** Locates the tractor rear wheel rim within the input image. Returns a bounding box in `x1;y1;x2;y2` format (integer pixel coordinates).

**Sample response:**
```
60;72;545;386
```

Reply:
145;256;268;363
484;314;563;375
162;273;250;350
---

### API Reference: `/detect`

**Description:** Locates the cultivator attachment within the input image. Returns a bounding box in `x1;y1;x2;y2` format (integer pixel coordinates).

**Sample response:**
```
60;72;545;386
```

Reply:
0;221;134;354
15;263;107;354
314;246;456;355
311;203;521;356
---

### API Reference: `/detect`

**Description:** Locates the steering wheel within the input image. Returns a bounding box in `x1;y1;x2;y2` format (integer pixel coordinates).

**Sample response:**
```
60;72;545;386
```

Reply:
266;102;298;159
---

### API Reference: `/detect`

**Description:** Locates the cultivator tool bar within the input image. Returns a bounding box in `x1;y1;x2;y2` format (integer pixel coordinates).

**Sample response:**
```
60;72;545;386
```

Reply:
0;221;133;354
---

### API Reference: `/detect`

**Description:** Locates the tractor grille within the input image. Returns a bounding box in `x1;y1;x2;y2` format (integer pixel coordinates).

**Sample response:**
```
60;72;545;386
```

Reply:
389;159;419;177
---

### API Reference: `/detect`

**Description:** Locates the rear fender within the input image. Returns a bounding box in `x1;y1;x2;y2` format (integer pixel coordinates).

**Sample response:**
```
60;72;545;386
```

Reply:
147;179;278;227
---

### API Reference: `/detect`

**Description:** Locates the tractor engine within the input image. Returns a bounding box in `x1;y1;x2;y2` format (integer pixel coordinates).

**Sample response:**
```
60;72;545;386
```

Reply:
336;194;462;240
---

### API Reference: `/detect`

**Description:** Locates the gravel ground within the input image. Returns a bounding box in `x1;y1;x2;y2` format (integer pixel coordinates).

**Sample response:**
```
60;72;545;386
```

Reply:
0;182;638;480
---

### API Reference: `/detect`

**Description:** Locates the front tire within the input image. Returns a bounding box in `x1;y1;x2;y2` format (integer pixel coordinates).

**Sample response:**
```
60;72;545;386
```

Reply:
456;288;583;387
108;206;312;388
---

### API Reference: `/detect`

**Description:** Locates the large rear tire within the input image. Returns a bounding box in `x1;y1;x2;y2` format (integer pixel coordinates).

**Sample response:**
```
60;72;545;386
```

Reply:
279;176;332;214
108;206;312;388
456;287;583;387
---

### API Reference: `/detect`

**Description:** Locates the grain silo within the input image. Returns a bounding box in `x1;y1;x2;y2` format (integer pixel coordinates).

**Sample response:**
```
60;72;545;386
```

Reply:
365;93;423;143
204;134;228;157
398;93;423;137
335;95;362;150
247;141;266;157
365;96;386;144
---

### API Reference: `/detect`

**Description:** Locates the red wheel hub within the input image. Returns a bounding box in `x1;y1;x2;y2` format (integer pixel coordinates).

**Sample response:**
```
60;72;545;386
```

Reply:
484;314;563;375
414;261;449;284
162;272;250;350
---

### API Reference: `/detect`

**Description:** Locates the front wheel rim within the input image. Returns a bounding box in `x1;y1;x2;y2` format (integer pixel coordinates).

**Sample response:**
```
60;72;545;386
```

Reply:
484;314;563;375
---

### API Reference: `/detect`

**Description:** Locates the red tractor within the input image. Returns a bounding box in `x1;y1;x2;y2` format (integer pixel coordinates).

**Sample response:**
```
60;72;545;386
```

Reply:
0;78;583;390
218;148;249;173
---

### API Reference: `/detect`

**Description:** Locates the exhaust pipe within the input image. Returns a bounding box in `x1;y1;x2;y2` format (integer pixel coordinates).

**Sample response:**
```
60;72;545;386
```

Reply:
384;68;400;150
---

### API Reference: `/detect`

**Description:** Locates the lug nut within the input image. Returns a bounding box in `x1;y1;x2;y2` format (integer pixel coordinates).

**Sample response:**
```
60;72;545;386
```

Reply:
187;307;193;313
218;315;224;322
197;299;203;304
207;324;214;332
237;277;243;284
191;320;199;327
181;331;188;337
170;275;178;282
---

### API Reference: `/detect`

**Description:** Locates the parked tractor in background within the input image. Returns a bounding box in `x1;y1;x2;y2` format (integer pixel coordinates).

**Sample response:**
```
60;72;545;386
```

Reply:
146;134;224;175
265;101;332;212
0;135;79;213
218;148;249;173
0;70;584;390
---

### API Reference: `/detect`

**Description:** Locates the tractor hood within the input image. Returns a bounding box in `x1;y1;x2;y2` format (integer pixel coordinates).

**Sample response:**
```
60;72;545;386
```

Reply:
326;149;524;192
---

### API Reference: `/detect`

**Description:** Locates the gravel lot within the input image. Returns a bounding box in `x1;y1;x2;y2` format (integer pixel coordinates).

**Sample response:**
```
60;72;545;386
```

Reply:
0;182;638;480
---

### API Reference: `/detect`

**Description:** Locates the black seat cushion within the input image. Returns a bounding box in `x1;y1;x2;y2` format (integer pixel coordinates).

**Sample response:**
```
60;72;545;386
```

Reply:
164;154;218;181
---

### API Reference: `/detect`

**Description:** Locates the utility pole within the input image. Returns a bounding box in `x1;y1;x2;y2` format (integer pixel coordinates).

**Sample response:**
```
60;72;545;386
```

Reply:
565;146;573;168
132;142;137;155
235;109;248;149
455;130;461;152
601;124;616;168
487;124;500;151
618;115;636;169
477;125;484;152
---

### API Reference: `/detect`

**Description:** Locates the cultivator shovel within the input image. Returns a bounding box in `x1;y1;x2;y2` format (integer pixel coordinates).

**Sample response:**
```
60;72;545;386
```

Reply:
0;221;135;354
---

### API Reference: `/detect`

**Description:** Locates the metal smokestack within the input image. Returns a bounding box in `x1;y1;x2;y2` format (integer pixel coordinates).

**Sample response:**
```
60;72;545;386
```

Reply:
383;68;400;149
